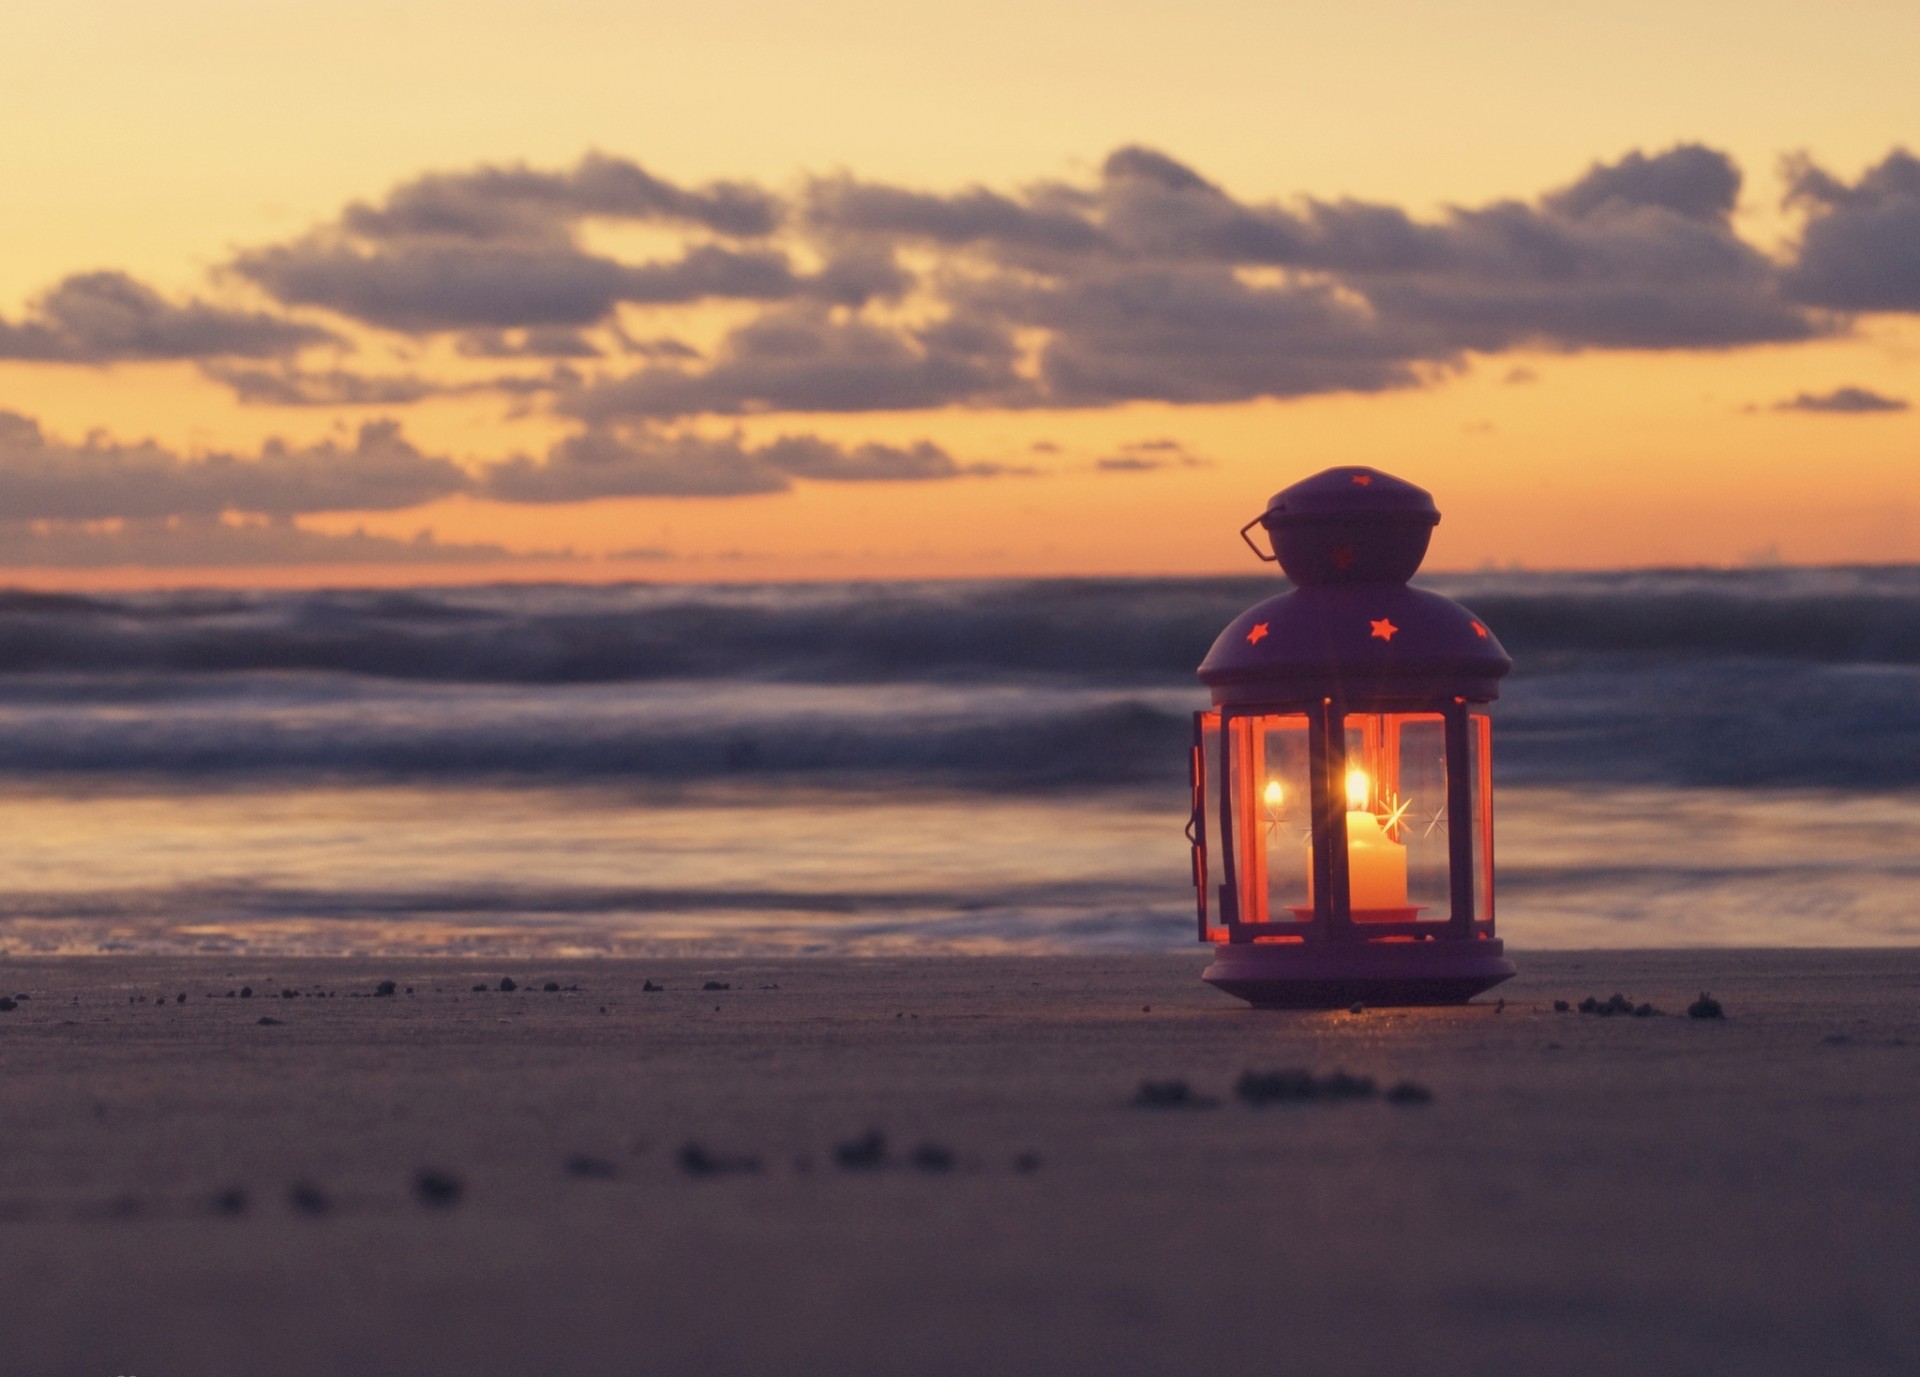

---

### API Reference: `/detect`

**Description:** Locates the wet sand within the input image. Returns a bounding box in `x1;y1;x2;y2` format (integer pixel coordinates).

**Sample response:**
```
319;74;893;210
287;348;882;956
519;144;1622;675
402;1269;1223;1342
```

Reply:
1;951;1916;1377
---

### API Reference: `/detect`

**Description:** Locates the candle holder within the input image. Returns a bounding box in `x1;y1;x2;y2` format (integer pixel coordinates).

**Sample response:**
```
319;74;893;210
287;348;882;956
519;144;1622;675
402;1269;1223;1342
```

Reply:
1187;466;1516;1008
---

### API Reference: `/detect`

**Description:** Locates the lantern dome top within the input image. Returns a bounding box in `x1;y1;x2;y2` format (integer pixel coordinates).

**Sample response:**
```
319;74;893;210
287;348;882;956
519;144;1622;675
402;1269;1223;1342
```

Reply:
1253;466;1439;586
1203;466;1510;705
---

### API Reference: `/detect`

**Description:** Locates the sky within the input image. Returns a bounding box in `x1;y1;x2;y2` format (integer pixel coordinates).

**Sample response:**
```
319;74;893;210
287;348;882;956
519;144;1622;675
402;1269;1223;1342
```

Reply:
2;0;1917;586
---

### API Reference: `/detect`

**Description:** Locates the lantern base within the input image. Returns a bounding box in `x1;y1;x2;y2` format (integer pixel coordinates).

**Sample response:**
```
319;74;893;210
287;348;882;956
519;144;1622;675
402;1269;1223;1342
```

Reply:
1202;939;1515;1010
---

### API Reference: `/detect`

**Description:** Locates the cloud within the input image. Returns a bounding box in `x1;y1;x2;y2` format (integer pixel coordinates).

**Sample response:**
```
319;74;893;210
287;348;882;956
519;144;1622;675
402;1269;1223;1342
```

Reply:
201;364;451;407
1782;148;1920;311
338;152;780;243
0;271;336;362
1094;438;1208;472
200;362;581;407
481;425;987;501
0;517;540;569
0;411;470;520
14;143;1897;429
561;306;1023;421
1772;385;1910;414
457;327;605;359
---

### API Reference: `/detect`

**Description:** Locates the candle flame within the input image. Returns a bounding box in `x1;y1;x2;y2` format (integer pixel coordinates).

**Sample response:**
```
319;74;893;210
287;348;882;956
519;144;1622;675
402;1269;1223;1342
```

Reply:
1345;767;1370;811
1262;780;1283;811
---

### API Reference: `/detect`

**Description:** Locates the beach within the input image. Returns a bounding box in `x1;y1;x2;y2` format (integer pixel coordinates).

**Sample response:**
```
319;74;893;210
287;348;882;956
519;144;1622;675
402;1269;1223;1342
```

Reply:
3;950;1916;1376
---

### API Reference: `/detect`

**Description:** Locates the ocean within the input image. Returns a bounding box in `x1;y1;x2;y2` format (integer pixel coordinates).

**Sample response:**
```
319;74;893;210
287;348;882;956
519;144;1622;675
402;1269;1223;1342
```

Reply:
1;567;1916;956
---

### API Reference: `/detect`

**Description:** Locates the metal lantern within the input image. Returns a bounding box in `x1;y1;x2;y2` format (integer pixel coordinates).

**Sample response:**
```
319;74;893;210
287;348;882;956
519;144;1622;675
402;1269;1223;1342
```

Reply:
1187;466;1516;1008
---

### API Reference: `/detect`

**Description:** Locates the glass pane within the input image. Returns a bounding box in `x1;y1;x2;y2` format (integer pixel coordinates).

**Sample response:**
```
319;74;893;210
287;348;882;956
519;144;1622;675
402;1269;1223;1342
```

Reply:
1254;716;1312;922
1342;712;1448;922
1471;712;1495;926
1225;712;1311;925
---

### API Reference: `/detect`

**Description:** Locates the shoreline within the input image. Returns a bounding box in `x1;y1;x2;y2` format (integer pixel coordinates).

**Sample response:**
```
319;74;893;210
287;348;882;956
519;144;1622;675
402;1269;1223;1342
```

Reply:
3;951;1916;1375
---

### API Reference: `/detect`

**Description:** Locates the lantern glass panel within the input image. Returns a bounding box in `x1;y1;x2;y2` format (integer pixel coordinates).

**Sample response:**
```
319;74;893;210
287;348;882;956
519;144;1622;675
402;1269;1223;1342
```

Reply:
1224;712;1311;925
1470;711;1495;925
1341;712;1450;923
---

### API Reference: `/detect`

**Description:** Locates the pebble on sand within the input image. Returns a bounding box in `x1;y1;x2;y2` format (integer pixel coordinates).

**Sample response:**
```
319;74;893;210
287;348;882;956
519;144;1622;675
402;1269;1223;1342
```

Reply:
1235;1068;1378;1105
498;977;517;992
414;1169;465;1207
543;982;560;992
564;1154;618;1180
912;1143;956;1173
257;1016;284;1026
210;1188;249;1216
834;1131;888;1170
0;998;15;1013
375;981;397;997
643;980;664;992
1385;1081;1434;1105
287;1182;330;1216
703;981;731;991
677;1142;762;1177
1132;1079;1214;1109
1688;991;1726;1020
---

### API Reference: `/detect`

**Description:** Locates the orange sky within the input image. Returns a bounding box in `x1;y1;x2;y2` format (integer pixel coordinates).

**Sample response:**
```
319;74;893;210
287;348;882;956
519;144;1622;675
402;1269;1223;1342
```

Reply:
2;0;1916;587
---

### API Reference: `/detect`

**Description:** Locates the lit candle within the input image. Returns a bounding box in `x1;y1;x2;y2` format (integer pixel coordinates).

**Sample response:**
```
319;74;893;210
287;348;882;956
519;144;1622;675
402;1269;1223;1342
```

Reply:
1335;768;1408;913
1298;768;1410;916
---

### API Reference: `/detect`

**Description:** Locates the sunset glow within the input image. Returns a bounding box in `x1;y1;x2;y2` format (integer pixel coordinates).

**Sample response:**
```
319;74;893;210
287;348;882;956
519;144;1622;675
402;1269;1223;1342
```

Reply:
3;0;1916;587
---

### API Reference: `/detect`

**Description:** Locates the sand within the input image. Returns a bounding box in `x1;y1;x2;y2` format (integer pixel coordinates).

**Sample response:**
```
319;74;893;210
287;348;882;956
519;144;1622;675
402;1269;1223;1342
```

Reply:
1;950;1916;1377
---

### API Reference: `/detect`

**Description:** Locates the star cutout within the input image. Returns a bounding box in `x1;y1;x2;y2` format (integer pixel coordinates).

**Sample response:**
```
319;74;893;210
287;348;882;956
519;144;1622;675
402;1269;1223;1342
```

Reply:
1471;622;1488;639
1351;474;1373;486
1369;618;1398;641
1246;621;1270;645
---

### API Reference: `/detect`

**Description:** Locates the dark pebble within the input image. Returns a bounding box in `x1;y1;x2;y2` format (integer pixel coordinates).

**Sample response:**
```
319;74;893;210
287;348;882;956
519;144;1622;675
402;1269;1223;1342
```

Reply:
257;1016;284;1026
1632;1002;1659;1018
176;993;186;1004
643;980;664;992
1132;1079;1212;1109
414;1169;464;1207
1821;1033;1852;1045
1385;1081;1434;1105
498;977;517;992
375;981;397;997
1687;991;1725;1020
287;1182;330;1216
677;1142;761;1177
155;996;165;1005
210;1188;249;1216
1348;1002;1365;1015
834;1131;888;1170
1013;1151;1042;1173
564;1154;618;1180
544;982;560;993
911;1143;956;1173
471;984;488;993
1235;1068;1377;1105
0;998;15;1013
239;987;252;999
703;981;730;992
1553;1000;1570;1012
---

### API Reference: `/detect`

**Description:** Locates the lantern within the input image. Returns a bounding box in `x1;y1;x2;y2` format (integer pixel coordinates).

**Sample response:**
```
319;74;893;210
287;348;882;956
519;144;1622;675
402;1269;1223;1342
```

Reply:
1187;467;1515;1008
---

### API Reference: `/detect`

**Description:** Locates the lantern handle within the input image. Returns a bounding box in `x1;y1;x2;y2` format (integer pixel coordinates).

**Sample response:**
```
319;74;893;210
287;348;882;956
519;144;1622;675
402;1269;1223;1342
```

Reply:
1238;515;1278;563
